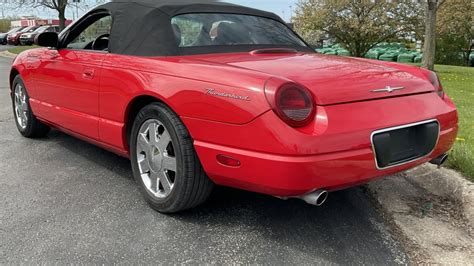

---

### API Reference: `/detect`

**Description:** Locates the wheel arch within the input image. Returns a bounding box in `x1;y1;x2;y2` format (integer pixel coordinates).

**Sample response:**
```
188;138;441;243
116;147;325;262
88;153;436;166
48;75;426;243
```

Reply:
9;67;20;92
124;94;181;151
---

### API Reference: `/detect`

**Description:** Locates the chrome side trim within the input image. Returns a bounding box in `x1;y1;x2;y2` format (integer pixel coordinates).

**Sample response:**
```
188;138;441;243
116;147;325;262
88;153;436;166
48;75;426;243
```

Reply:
370;119;440;170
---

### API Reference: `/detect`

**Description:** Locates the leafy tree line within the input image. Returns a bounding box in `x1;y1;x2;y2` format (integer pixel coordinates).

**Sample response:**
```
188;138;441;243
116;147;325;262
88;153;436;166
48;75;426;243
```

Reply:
293;0;473;69
293;0;423;57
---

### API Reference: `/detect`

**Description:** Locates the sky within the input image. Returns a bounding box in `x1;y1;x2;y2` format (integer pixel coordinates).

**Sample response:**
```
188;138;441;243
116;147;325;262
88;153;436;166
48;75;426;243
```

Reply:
0;0;299;22
225;0;298;21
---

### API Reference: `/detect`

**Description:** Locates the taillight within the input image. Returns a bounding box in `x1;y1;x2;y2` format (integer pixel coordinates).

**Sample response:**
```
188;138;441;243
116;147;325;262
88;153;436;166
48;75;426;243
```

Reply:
424;70;444;99
265;81;316;127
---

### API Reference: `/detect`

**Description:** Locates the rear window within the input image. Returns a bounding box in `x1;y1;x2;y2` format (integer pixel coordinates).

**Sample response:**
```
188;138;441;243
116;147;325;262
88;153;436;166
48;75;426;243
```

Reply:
171;13;306;48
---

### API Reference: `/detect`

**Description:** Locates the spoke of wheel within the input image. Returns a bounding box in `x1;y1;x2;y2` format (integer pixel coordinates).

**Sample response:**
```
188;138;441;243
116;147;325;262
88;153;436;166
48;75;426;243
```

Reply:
149;172;159;193
137;133;150;154
21;101;28;112
157;130;171;152
15;94;22;112
148;123;158;145
19;89;24;104
21;112;28;126
138;156;151;173
159;171;172;194
162;155;176;172
15;92;20;105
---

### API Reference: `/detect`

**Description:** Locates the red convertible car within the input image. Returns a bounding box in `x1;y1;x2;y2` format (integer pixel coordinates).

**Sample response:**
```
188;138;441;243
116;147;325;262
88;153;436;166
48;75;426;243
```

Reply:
10;0;458;213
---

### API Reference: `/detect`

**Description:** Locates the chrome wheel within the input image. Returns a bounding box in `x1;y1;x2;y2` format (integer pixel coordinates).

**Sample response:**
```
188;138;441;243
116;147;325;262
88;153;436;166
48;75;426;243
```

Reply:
136;119;177;198
14;84;28;129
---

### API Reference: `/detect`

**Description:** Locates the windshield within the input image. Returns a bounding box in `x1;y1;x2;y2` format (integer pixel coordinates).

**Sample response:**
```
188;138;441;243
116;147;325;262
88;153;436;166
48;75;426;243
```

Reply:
7;27;22;34
35;26;49;33
25;26;39;33
19;27;33;33
171;13;307;49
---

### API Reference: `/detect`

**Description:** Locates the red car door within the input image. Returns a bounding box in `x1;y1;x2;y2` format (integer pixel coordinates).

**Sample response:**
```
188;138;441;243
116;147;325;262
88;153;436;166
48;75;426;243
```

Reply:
33;14;111;140
34;50;105;139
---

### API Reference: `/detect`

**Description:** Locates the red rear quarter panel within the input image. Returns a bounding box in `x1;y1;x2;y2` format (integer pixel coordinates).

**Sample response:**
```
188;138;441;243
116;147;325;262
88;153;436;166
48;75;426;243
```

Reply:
101;54;272;123
98;53;273;150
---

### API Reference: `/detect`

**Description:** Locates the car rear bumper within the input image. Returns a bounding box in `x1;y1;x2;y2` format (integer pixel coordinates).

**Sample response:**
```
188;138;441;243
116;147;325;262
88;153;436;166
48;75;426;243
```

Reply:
194;125;456;196
185;92;458;197
7;37;19;44
20;37;33;45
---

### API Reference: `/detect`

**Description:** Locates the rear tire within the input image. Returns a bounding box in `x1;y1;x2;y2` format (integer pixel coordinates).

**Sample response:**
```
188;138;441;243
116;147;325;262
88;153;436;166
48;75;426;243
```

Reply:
130;102;213;213
11;75;50;138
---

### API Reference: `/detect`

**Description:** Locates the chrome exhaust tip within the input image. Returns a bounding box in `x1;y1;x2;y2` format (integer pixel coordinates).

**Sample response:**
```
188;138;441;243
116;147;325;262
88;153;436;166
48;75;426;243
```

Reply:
300;190;329;206
430;153;448;168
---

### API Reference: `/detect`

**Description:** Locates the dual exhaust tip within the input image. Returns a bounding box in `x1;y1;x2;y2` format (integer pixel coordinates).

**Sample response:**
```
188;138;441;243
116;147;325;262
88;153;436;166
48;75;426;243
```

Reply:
286;154;448;207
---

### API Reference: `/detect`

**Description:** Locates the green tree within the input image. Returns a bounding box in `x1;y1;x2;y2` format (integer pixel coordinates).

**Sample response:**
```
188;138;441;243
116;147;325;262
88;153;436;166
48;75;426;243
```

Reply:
293;0;423;57
0;19;10;33
436;0;473;66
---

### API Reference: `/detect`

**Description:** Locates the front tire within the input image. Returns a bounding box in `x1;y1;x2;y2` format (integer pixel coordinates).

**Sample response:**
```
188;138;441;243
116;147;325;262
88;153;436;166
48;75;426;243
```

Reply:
11;76;50;138
130;103;213;213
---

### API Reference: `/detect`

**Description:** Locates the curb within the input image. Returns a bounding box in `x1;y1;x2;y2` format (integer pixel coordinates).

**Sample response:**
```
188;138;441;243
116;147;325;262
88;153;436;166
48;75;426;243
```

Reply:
367;165;474;263
0;51;17;59
404;164;474;227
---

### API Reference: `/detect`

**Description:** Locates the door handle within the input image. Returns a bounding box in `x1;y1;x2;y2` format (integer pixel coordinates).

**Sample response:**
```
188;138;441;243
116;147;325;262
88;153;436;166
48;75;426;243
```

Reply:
83;69;95;79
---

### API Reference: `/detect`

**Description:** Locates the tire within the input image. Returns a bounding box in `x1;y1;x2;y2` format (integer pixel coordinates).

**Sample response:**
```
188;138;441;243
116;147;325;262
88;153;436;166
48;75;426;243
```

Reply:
11;75;50;138
130;102;213;213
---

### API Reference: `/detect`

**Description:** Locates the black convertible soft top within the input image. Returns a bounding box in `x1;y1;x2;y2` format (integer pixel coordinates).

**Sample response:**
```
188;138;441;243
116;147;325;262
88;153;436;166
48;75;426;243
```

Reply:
83;0;304;56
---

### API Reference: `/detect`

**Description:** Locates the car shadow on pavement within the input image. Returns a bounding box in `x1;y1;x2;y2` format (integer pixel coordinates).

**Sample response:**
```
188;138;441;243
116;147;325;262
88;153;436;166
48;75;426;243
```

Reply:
48;129;133;181
171;186;404;264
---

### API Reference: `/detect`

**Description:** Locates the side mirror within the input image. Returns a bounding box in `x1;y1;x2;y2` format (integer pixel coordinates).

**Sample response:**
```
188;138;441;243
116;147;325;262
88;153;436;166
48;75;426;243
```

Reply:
35;32;58;48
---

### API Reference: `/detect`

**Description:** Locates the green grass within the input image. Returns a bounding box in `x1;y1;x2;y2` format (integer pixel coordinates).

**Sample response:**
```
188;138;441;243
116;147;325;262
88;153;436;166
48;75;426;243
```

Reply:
7;45;39;54
435;65;474;181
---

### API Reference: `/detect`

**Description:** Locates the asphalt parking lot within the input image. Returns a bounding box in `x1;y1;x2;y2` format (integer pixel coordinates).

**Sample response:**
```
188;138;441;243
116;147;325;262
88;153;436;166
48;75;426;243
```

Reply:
0;55;408;264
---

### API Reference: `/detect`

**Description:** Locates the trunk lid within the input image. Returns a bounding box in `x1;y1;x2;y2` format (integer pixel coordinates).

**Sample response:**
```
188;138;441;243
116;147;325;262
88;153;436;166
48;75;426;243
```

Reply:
194;52;434;105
